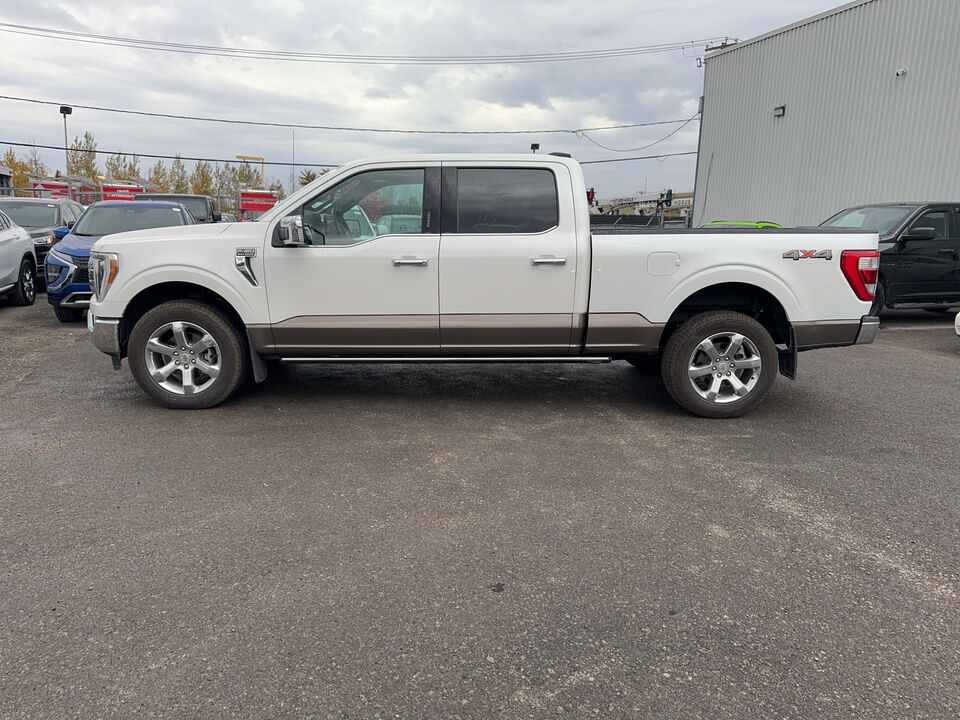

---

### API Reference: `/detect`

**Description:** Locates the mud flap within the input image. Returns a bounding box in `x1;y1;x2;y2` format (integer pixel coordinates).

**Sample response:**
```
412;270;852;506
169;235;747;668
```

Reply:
246;332;269;383
778;327;797;380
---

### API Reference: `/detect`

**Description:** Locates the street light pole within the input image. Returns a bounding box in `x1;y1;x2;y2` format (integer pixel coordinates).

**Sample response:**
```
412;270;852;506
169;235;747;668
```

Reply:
60;105;73;199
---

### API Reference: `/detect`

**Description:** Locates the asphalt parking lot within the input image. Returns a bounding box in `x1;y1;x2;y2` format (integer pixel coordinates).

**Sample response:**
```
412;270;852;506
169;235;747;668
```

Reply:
1;299;958;719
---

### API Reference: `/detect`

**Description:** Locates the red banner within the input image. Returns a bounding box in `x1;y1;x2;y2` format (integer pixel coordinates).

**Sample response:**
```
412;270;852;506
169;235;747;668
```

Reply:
239;191;278;212
101;185;145;201
33;182;70;199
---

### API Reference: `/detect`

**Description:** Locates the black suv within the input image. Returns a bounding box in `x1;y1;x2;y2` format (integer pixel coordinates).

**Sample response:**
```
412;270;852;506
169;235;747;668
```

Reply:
821;203;960;314
0;196;86;266
138;194;221;223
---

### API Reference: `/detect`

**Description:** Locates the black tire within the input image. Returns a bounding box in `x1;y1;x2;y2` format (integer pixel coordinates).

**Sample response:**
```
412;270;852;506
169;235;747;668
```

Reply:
53;304;85;322
661;311;777;419
11;257;36;306
128;300;248;409
625;354;661;373
869;281;886;317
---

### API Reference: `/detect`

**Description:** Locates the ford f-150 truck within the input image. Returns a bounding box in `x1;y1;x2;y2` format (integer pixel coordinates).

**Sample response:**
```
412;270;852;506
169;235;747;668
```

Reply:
86;154;879;418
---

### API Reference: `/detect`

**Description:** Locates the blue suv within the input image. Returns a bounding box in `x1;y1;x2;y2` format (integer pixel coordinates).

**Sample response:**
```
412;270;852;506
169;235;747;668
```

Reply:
45;200;193;322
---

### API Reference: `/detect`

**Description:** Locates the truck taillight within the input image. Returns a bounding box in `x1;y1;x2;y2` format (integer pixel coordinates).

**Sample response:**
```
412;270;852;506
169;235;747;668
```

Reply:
840;250;879;301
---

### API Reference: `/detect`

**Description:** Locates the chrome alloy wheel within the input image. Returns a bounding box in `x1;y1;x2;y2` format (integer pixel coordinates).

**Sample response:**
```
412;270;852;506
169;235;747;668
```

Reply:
21;263;35;302
143;321;221;395
686;332;762;404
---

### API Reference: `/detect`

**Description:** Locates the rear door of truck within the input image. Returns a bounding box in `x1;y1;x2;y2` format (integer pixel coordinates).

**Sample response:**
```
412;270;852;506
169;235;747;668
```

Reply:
438;162;579;354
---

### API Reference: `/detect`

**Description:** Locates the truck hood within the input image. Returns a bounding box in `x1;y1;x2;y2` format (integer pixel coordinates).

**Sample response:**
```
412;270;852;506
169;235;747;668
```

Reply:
93;222;234;248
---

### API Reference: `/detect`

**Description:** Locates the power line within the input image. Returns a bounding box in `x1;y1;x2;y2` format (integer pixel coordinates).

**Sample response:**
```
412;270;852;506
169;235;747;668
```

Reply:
2;139;696;167
0;95;695;136
579;114;700;152
0;140;335;168
580;151;697;165
0;23;732;65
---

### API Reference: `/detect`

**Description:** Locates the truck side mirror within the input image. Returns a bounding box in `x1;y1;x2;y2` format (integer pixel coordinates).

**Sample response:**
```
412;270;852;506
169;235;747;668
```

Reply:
902;226;936;242
278;215;307;245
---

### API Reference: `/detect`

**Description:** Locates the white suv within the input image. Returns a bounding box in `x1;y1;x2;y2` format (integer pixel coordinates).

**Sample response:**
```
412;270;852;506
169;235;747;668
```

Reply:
0;209;37;306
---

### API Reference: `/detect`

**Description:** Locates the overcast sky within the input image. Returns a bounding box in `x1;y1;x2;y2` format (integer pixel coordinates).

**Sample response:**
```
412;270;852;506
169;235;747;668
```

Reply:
2;0;845;197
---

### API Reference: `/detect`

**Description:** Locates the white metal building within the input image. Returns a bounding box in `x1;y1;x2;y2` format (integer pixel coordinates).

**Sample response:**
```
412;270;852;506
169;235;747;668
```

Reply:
692;0;960;227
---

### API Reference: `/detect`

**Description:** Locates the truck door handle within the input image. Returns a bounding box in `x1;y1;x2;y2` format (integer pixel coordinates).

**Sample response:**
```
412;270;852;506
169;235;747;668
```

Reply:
937;248;958;257
531;257;567;266
393;258;428;266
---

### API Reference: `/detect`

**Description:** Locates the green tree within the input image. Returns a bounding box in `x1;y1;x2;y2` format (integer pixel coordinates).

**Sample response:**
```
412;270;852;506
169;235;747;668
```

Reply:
189;160;214;196
126;153;142;182
213;163;238;212
68;131;99;178
147;160;169;191
236;161;259;189
104;152;127;181
170;155;189;193
26;146;47;177
298;169;318;186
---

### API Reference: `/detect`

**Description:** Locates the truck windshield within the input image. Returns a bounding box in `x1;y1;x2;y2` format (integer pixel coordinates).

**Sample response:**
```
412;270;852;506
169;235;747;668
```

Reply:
142;196;209;221
72;205;186;236
0;201;59;228
821;206;913;235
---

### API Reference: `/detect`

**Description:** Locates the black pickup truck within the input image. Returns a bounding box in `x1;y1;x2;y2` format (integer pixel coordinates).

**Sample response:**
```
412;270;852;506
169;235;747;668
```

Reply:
138;193;221;224
821;203;960;314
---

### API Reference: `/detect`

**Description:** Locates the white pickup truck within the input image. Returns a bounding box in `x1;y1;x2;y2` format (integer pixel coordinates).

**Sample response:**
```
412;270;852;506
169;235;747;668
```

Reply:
87;154;879;418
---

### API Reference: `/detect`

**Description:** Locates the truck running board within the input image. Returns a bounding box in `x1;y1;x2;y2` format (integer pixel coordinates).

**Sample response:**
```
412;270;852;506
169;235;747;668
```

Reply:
279;356;613;364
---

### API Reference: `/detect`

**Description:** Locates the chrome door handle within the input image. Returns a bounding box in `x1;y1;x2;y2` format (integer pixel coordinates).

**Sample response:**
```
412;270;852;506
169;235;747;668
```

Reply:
531;257;567;266
393;258;428;266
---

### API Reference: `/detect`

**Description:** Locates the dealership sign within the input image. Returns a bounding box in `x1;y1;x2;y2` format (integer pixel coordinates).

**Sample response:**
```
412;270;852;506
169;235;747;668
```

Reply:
239;191;278;212
101;185;145;201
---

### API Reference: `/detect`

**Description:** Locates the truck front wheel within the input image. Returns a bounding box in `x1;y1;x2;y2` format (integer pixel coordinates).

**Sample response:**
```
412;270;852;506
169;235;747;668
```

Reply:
660;311;777;418
128;300;248;409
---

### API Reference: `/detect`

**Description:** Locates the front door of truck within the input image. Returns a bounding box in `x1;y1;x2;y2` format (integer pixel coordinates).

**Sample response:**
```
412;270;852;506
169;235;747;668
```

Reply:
437;164;579;354
891;207;959;302
263;165;441;356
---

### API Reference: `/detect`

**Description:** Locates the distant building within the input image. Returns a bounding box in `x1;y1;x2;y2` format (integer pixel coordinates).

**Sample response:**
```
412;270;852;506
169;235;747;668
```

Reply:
693;0;960;227
596;190;693;217
0;166;11;196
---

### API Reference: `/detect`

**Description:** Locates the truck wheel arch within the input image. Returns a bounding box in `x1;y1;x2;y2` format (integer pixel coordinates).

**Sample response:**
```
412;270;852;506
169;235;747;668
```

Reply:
119;282;247;357
660;282;792;348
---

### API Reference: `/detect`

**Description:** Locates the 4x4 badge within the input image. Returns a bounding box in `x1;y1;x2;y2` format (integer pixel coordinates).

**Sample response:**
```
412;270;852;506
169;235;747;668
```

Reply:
782;249;832;260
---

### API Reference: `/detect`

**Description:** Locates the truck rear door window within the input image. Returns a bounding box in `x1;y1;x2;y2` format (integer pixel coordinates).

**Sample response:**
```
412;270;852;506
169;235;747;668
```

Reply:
456;168;558;234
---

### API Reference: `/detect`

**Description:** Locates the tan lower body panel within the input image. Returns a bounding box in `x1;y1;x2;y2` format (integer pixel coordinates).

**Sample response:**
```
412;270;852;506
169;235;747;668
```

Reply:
251;312;664;357
792;320;860;348
258;315;439;356
440;313;575;355
584;313;665;353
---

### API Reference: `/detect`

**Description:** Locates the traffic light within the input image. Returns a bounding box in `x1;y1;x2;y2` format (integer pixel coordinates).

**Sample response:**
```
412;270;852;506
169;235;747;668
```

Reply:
665;189;673;207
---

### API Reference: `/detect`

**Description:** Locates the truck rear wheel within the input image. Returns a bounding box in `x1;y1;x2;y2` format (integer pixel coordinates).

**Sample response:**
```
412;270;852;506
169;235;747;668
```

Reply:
128;300;247;409
661;311;777;418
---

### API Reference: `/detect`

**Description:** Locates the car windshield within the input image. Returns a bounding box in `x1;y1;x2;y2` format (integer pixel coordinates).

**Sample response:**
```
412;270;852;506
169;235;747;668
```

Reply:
72;205;186;236
0;201;59;228
144;196;209;220
821;206;914;235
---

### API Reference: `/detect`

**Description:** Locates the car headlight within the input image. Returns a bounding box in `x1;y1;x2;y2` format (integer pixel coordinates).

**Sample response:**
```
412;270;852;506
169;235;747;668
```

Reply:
48;248;76;266
33;235;56;245
89;251;119;301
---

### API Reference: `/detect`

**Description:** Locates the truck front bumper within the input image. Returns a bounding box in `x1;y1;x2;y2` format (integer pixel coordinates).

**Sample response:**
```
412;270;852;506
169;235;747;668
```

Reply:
89;313;122;356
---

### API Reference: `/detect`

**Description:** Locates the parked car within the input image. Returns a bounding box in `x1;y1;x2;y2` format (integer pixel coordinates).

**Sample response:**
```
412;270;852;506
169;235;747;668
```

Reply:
0;196;86;268
955;311;959;338
0;209;37;306
821;203;960;314
220;212;237;223
704;220;783;229
138;194;221;223
87;154;879;417
46;200;194;322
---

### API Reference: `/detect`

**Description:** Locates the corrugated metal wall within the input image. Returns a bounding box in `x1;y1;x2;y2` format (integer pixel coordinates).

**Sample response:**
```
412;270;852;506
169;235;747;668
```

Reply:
692;0;960;227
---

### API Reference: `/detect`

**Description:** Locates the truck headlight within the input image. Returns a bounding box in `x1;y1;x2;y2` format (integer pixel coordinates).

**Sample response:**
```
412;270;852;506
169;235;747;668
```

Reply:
89;251;119;301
